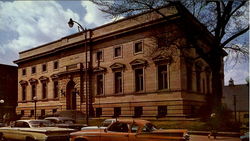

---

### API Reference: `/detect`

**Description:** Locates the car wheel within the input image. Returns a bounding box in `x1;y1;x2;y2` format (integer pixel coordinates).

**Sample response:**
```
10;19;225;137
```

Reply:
75;138;88;141
0;133;6;141
26;137;35;141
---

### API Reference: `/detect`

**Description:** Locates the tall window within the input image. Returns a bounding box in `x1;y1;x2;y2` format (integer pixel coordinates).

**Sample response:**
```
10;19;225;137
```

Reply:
196;66;201;92
115;72;122;93
96;51;103;61
22;69;26;76
114;107;121;117
134;41;143;53
21;110;24;116
158;65;168;90
30;110;34;117
54;61;59;70
22;85;26;101
42;82;47;99
31;84;36;98
114;46;122;57
134;106;143;118
158;106;167;117
186;62;193;91
53;81;59;98
96;108;102;117
42;64;47;72
41;109;45;117
31;66;36;74
206;73;210;94
135;69;143;92
97;74;104;95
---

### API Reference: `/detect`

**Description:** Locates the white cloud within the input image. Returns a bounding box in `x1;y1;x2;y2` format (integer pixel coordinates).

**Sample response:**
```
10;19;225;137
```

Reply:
81;1;112;27
0;1;80;64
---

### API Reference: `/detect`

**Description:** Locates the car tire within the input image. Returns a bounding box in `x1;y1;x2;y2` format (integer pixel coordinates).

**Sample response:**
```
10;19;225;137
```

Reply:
26;137;35;141
0;134;7;141
75;138;88;141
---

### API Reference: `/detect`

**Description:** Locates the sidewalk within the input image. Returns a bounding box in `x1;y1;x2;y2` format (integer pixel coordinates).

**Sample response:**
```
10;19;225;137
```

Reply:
189;131;240;137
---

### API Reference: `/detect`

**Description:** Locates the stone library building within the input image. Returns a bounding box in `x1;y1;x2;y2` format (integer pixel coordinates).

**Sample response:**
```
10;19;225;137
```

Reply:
14;3;215;120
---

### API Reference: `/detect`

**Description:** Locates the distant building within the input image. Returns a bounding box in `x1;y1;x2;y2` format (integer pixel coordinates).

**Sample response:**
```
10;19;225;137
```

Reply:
0;64;18;121
14;3;218;120
223;78;249;126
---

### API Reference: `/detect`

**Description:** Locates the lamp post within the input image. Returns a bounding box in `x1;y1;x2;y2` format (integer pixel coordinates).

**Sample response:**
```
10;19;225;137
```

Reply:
33;96;37;120
68;18;89;125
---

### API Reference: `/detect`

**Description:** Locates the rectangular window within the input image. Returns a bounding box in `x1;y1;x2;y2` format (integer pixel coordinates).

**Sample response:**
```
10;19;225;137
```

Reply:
54;81;59;98
115;72;122;93
22;86;26;101
30;110;34;117
97;74;104;95
52;109;57;114
42;82;47;99
96;108;102;117
186;63;193;91
134;41;143;53
206;74;210;94
22;69;26;76
54;61;59;70
96;51;103;61
42;64;47;72
135;69;143;92
196;69;201;92
31;66;36;74
114;46;121;57
134;106;143;118
41;109;45;117
158;65;168;90
114;107;121;117
31;84;36;99
21;110;24;116
158;106;167;117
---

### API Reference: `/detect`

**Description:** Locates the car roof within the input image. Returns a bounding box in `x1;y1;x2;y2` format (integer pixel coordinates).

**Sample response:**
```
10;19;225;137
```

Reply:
44;117;74;120
114;119;150;126
16;120;49;123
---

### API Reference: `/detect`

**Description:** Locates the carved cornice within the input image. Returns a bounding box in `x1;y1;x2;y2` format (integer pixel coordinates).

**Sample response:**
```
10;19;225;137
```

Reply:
130;59;148;69
50;74;59;80
110;63;126;71
39;76;49;82
19;80;28;86
93;66;107;73
28;78;38;84
152;55;172;65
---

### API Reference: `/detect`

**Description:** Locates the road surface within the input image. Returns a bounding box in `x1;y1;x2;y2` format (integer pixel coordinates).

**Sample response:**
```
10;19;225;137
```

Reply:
190;135;240;141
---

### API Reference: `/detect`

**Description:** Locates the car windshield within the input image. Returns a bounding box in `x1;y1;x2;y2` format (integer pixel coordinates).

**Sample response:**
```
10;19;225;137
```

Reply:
101;120;114;127
142;123;158;133
29;120;52;127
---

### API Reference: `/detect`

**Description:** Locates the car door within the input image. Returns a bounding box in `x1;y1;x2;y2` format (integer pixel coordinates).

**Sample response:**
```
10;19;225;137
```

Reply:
101;122;129;141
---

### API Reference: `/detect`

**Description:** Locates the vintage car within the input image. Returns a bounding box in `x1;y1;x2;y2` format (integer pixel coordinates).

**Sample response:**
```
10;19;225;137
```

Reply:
81;119;116;130
70;119;190;141
44;117;86;130
0;120;75;141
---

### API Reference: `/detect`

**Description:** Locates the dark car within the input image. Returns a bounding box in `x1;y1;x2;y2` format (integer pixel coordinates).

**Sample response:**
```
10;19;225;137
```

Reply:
44;117;86;130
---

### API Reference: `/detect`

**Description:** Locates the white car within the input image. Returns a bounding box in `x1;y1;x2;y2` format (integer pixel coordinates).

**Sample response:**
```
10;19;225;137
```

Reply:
0;120;75;141
81;119;116;130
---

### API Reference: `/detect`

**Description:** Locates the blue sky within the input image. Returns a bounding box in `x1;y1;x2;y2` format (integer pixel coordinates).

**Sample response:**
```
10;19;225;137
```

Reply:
0;1;248;85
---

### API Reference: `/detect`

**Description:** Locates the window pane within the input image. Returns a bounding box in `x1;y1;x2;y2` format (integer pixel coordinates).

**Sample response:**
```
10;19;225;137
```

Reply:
114;47;121;57
158;65;168;90
54;81;58;98
97;51;103;61
135;69;143;91
134;42;142;53
115;72;122;93
97;74;104;95
32;85;36;98
42;82;47;99
54;61;58;69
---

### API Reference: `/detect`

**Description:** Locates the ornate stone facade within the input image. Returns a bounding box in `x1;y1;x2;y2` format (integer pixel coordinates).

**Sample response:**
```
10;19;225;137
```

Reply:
14;4;214;120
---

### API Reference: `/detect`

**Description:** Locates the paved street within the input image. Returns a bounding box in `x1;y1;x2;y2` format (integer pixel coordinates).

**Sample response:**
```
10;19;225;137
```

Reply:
190;135;241;141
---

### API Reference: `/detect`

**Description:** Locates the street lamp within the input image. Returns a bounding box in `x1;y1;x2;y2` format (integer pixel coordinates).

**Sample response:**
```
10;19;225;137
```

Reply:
68;18;89;125
33;96;37;120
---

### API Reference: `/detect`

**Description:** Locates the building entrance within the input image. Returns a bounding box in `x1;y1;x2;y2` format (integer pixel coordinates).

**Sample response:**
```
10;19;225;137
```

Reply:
66;80;76;110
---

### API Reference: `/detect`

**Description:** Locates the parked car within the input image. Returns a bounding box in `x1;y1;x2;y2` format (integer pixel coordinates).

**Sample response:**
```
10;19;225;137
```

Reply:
71;119;190;141
240;132;249;141
44;117;87;130
81;119;116;130
0;120;75;141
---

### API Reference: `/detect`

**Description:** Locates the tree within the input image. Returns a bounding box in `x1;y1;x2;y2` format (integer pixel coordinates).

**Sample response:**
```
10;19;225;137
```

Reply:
91;0;249;112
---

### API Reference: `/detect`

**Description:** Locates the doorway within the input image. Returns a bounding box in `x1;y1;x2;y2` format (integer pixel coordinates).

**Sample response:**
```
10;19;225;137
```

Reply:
66;80;76;110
